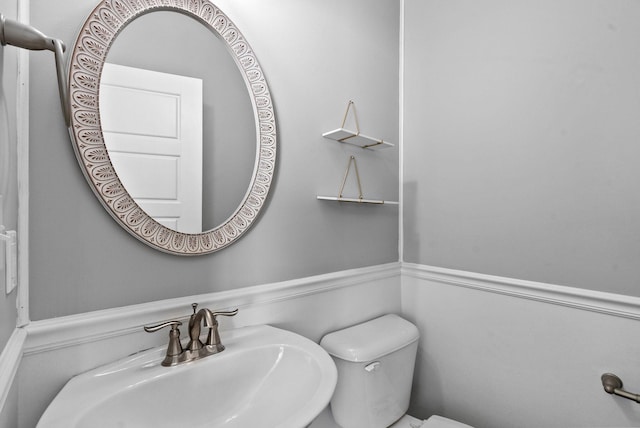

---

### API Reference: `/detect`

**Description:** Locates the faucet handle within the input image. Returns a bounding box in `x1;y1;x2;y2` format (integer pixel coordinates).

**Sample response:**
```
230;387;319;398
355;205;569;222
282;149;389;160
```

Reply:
204;309;238;328
143;320;182;333
211;309;239;318
143;320;184;367
203;309;238;348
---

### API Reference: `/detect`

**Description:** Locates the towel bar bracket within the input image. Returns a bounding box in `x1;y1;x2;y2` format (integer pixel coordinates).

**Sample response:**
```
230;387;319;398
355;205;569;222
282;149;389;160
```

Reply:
1;12;69;126
601;373;640;404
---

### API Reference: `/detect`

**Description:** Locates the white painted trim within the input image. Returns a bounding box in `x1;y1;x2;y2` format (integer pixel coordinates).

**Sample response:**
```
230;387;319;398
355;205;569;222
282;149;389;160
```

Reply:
25;261;640;355
24;262;400;355
0;328;25;413
15;0;30;327
402;263;640;320
398;0;405;263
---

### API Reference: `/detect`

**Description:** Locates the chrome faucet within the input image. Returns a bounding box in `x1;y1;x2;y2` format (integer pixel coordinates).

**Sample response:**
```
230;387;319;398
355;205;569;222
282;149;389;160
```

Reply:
144;303;238;367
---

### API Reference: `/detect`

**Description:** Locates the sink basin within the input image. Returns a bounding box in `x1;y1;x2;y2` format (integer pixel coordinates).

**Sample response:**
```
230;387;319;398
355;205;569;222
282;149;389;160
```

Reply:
37;325;337;428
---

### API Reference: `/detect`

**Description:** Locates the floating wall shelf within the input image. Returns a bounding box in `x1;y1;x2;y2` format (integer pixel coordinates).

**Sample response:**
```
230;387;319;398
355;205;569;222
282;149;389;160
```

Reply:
316;156;398;205
316;195;398;205
322;101;393;150
322;128;393;150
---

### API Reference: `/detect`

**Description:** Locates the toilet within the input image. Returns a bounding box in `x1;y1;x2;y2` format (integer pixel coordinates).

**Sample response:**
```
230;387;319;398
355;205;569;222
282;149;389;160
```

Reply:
320;314;473;428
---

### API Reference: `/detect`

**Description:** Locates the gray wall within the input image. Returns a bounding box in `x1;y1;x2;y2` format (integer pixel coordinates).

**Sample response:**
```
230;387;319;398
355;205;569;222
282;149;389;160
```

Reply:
29;0;399;320
404;0;640;297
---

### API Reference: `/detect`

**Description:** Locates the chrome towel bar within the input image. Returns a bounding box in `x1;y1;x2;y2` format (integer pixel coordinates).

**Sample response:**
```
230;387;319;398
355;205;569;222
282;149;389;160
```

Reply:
601;373;640;403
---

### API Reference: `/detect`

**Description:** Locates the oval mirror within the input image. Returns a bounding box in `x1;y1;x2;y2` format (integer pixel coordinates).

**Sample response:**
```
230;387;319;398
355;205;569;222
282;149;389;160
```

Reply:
68;0;276;255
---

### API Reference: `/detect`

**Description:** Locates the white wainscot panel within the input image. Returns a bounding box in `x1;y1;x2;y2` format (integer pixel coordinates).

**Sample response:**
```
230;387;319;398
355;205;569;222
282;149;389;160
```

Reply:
401;264;640;428
17;263;401;428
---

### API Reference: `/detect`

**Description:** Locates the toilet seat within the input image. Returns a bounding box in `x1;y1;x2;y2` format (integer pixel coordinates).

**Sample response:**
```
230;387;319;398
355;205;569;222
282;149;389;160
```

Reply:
389;414;474;428
423;415;474;428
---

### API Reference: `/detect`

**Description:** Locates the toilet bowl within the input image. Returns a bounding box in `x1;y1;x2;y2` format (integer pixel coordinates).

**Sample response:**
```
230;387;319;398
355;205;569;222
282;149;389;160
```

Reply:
320;314;474;428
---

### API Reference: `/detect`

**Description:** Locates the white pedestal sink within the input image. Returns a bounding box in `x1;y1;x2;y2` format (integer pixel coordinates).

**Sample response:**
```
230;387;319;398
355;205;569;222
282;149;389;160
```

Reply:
37;325;337;428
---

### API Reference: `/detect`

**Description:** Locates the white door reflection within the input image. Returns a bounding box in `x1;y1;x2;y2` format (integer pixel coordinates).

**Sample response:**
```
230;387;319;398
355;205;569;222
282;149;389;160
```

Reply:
100;63;203;233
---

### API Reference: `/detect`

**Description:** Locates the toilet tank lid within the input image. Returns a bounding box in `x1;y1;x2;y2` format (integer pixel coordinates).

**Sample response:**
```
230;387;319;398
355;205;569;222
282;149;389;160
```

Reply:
320;314;419;362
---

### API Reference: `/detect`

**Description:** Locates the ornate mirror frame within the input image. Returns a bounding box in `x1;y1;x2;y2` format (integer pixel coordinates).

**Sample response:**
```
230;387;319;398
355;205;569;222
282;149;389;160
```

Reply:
68;0;276;255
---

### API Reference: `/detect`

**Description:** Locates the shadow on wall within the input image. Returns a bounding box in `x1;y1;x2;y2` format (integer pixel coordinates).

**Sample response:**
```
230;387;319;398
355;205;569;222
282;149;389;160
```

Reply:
1;50;9;201
403;181;420;261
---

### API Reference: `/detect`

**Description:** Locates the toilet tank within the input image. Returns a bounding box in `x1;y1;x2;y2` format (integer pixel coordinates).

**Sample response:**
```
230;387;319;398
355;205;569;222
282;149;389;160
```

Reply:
320;314;419;428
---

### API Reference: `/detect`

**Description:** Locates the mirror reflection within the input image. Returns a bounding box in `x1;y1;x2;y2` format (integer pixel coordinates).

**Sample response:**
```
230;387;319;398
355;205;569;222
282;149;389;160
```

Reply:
100;11;256;233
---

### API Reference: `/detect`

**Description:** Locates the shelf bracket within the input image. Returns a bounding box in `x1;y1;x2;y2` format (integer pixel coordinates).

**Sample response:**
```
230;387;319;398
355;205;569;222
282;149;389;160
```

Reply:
339;155;363;201
340;100;360;136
